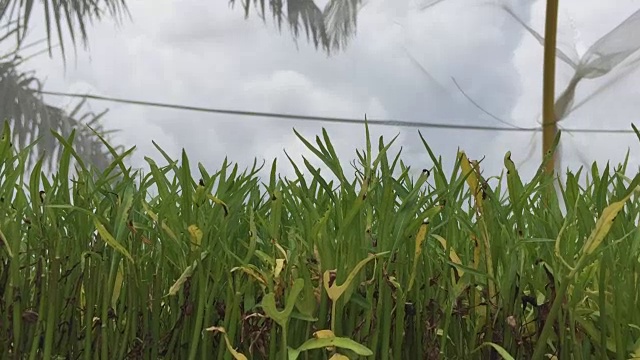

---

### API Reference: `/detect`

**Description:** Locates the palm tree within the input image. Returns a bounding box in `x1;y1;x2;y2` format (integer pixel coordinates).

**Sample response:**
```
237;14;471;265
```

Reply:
229;0;363;54
1;0;366;172
0;1;128;171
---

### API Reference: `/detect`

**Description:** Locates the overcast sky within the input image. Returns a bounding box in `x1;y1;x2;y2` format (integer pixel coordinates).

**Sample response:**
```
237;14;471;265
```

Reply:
20;0;640;185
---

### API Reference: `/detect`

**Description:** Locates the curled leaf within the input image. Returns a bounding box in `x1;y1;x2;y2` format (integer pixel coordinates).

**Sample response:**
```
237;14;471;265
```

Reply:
323;252;389;302
206;194;229;216
230;265;269;287
261;278;304;327
206;326;247;360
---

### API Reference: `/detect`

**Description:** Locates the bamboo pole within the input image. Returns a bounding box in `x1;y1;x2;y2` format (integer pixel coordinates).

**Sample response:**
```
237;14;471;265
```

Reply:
542;0;560;174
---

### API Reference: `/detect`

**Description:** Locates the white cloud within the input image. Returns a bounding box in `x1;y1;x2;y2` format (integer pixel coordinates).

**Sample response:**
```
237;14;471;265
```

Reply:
16;0;640;185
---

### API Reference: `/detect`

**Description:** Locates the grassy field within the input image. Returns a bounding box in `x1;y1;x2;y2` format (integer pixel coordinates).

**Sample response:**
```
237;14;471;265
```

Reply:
1;121;640;359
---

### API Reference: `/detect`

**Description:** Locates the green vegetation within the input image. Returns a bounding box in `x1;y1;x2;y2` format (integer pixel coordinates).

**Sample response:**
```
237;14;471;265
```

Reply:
1;121;640;359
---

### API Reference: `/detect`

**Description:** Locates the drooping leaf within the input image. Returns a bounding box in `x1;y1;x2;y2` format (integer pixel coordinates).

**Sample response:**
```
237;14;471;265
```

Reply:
167;252;209;296
206;326;248;360
261;278;305;327
323;251;389;302
93;217;134;263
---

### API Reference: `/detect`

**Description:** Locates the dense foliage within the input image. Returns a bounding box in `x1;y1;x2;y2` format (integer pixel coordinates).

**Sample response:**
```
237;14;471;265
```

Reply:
1;122;639;359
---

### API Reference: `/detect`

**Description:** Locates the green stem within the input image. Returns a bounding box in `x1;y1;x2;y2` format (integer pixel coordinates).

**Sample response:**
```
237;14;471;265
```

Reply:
28;285;47;360
380;288;392;360
598;256;608;359
531;278;569;360
188;272;207;360
151;272;161;358
42;257;60;359
331;300;337;333
101;254;119;359
281;323;288;360
10;280;22;356
83;265;96;360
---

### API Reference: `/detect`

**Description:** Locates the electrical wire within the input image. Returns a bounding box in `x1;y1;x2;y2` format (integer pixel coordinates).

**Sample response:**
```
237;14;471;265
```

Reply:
37;90;638;134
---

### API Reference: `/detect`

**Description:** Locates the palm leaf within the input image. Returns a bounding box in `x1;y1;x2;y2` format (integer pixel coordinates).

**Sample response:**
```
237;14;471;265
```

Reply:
230;0;363;54
0;0;129;59
0;0;129;173
0;54;119;172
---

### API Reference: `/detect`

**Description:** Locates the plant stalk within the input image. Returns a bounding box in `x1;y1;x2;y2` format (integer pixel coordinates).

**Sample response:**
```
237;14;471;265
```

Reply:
531;277;569;359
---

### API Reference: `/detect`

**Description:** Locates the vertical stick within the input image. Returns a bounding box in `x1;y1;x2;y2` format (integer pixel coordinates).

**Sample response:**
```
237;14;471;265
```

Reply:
542;0;560;174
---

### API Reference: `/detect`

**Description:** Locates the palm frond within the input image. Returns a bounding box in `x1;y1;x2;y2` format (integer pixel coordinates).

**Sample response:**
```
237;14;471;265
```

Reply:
324;0;359;51
230;0;363;54
0;1;129;173
0;0;129;59
0;55;118;172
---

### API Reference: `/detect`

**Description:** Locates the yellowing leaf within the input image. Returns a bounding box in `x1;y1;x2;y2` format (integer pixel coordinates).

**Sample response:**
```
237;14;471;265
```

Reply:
168;262;196;296
387;276;401;291
142;201;178;241
313;329;336;338
272;240;288;262
206;325;225;332
274;258;286;279
0;226;13;258
111;260;124;310
582;191;633;256
408;221;429;293
206;194;229;216
206;326;247;360
94;218;134;264
433;234;464;279
313;329;336;351
231;265;268;287
413;223;429;257
323;252;389;302
188;224;203;250
193;184;206;205
168;252;208;296
459;151;484;213
329;354;350;360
